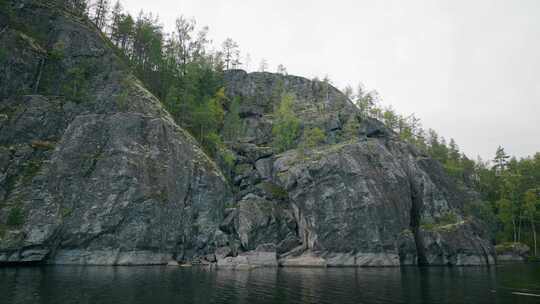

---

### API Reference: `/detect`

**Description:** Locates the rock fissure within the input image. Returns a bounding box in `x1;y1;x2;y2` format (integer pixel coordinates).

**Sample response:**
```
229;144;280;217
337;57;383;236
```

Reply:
409;175;428;266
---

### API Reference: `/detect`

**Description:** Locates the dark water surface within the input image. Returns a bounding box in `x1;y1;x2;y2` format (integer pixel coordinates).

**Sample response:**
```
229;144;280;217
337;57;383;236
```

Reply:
1;264;539;304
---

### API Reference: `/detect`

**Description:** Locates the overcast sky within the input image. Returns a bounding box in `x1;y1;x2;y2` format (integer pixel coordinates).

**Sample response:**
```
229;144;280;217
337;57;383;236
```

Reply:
122;0;540;161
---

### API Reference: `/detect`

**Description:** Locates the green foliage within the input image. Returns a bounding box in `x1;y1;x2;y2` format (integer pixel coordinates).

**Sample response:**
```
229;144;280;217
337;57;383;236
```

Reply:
0;47;7;63
528;256;540;262
21;159;43;184
420;211;459;231
302;127;326;149
7;206;24;227
61;207;73;218
223;96;242;141
343;115;361;140
0;0;13;20
0;224;6;239
202;132;223;158
439;212;458;225
221;148;236;169
49;42;66;61
116;87;129;111
443;163;464;180
464;200;498;239
272;93;301;152
62;66;90;102
493;146;510;173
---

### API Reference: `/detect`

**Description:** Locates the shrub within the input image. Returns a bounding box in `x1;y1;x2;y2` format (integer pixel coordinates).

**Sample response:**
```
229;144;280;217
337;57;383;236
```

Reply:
272;93;300;152
49;42;66;61
343;115;361;140
303;127;326;149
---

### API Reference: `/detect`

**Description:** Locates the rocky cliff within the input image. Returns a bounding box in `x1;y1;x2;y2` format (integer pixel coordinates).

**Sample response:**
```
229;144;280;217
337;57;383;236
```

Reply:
0;1;495;266
0;1;232;264
220;71;495;267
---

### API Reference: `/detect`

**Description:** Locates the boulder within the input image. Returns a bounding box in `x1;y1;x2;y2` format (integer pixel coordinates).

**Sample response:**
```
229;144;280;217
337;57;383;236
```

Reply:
496;242;530;262
217;244;278;269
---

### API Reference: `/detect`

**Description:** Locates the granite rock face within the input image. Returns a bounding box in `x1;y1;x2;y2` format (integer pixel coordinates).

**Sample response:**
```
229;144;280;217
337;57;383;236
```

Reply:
220;70;496;267
0;1;495;267
0;1;232;265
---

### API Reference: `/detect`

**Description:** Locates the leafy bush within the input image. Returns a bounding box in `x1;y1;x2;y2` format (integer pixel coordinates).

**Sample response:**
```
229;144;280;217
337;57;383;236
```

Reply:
439;211;458;225
420;211;459;231
303;127;326;149
272;93;300;152
49;42;66;61
221;148;236;169
343;115;361;140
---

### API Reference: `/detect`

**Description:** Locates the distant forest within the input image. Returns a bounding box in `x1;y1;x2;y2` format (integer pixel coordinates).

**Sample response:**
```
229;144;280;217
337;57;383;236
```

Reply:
35;0;540;256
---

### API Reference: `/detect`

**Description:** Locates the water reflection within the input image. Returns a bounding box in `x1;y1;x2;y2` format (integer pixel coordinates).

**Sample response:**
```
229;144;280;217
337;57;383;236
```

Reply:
1;264;539;304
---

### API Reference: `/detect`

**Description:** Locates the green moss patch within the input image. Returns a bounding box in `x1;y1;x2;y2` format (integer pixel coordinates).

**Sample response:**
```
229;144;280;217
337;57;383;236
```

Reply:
6;206;24;227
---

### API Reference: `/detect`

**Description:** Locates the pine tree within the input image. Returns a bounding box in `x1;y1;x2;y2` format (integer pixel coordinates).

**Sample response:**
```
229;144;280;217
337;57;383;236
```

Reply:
222;38;240;70
276;64;287;75
303;127;326;149
92;0;110;30
448;138;460;163
493;146;510;174
109;0;122;45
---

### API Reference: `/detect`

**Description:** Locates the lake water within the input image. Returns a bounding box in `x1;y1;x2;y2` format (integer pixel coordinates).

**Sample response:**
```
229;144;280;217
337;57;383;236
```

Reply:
1;264;539;304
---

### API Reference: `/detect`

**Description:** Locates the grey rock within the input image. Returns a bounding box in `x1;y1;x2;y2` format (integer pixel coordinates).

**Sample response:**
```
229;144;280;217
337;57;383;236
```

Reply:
255;157;273;180
215;246;233;260
235;194;298;251
496;242;530;262
255;243;276;252
217;250;278;269
0;3;232;265
279;251;327;267
272;139;494;266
